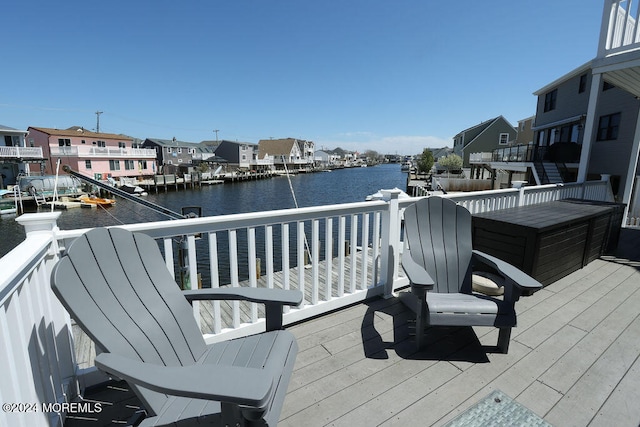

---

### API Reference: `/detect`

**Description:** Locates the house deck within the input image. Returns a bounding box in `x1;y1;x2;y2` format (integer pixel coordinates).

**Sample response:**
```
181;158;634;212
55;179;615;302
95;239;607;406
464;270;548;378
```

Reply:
66;231;640;427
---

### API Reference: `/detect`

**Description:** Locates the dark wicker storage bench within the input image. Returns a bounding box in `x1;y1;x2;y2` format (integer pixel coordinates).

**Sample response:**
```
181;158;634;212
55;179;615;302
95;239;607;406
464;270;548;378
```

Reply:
471;200;620;286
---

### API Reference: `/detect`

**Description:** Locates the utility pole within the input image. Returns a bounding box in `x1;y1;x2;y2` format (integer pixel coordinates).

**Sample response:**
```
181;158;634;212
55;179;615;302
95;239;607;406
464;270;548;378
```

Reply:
95;111;103;133
213;129;219;143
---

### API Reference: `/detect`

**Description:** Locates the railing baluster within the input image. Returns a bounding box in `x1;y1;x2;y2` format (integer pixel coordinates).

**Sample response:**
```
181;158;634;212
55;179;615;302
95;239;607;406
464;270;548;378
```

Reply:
163;238;174;279
338;215;346;296
349;214;358;293
311;219;319;305
229;229;240;328
325;217;333;301
208;232;221;334
247;227;258;323
265;225;274;289
297;221;306;306
372;211;381;285
281;223;290;313
361;212;370;290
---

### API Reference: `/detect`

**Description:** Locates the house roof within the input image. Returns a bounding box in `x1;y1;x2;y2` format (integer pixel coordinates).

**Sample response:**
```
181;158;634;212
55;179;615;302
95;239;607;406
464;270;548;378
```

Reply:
258;138;299;157
533;60;593;96
454;117;500;140
145;138;207;151
28;126;132;141
0;124;27;134
455;116;516;150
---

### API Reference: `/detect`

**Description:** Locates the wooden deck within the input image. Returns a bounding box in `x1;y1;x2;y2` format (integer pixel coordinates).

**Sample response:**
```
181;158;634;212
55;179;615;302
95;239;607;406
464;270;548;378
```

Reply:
67;232;640;426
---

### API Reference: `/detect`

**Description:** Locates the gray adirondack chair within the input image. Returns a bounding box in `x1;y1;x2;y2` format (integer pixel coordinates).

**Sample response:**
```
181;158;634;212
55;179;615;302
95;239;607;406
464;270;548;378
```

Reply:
400;197;542;353
51;227;302;427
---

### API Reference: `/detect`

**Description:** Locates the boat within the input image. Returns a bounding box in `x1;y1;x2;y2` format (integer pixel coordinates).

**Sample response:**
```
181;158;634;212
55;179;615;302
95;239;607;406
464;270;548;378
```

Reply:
78;196;116;207
120;183;148;196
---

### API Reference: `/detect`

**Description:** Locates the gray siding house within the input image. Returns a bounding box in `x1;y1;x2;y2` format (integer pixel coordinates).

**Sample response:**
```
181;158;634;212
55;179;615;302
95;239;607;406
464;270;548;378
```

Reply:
453;116;516;167
143;138;201;173
533;61;640;197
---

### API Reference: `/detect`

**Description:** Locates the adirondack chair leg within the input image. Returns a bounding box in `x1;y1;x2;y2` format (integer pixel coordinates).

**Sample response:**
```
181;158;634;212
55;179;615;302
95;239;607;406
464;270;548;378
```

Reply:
497;328;512;354
412;287;428;349
221;402;246;427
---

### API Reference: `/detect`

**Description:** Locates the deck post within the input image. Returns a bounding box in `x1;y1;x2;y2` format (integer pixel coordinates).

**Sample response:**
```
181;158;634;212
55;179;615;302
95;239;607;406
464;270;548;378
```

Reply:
379;189;402;297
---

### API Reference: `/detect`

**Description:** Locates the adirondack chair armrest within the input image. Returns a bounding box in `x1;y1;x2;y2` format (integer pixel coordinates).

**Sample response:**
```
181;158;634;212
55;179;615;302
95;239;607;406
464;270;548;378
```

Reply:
183;288;303;330
472;250;542;295
95;353;274;409
401;248;435;289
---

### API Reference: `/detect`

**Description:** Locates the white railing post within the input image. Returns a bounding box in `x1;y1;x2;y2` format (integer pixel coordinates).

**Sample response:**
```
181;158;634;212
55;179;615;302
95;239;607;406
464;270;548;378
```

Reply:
379;189;402;297
16;212;62;256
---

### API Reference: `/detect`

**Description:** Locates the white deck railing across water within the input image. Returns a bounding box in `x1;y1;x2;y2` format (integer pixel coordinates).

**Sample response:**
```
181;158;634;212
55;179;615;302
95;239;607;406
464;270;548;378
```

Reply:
0;180;615;426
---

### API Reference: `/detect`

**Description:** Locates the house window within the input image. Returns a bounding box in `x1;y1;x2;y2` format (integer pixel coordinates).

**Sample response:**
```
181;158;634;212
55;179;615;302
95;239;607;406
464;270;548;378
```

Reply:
138;160;147;170
96;140;106;147
81;140;86;144
58;138;71;146
597;113;621;141
178;148;182;154
109;160;121;170
544;89;557;112
178;158;183;163
85;160;92;169
118;142;126;148
579;74;587;93
124;160;135;170
498;133;509;145
167;160;173;165
167;147;172;153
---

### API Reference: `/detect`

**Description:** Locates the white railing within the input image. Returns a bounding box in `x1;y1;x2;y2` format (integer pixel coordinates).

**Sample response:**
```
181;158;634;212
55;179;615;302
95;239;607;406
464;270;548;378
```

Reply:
469;152;493;163
49;146;156;158
598;0;640;57
0;181;615;424
0;213;75;427
0;146;44;159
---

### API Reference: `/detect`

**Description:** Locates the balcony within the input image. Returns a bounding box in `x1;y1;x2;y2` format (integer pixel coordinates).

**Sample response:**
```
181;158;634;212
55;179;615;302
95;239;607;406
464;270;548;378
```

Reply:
49;146;157;159
0;181;625;426
593;1;640;98
0;146;44;159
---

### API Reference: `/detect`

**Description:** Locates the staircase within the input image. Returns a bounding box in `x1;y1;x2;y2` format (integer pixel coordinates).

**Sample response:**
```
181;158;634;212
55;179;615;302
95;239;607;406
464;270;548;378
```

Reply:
534;162;564;184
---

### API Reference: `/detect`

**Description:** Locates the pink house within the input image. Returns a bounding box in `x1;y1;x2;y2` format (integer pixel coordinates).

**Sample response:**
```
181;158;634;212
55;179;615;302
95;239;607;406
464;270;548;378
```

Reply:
27;126;157;180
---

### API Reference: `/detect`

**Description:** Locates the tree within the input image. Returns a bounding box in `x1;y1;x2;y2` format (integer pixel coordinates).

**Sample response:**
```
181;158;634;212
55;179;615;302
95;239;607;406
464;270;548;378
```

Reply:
416;148;434;174
439;153;463;172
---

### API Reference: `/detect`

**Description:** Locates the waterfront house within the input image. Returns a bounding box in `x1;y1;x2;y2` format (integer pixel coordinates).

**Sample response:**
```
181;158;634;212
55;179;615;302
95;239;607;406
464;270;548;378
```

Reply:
142;137;204;174
0;124;44;187
27;126;156;180
258;137;315;170
515;116;536;146
453;116;517;168
314;149;341;168
213;139;273;172
469;1;640;226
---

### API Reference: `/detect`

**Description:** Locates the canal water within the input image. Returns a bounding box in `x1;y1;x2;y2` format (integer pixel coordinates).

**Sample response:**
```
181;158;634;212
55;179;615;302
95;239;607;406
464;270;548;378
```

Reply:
0;163;407;259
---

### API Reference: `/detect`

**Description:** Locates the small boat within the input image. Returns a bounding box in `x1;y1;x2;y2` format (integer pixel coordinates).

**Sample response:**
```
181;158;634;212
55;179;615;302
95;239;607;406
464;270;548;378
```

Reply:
79;196;116;207
120;183;148;196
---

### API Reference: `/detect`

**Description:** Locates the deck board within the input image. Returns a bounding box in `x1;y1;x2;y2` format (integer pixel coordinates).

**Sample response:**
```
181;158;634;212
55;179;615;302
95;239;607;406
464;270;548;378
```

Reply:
69;249;640;426
280;256;640;426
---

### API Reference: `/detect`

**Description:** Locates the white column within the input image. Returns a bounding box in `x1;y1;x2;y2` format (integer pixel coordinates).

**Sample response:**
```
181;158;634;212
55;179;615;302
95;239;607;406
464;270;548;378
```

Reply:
578;73;603;182
379;188;401;297
621;109;640;224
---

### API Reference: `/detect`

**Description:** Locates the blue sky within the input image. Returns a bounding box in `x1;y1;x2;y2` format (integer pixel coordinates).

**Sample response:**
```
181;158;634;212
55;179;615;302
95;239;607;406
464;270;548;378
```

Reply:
3;1;603;155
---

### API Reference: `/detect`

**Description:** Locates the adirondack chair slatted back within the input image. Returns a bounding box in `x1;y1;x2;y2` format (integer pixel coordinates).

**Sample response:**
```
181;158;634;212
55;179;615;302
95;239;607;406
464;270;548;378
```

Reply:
404;197;473;293
51;227;208;412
